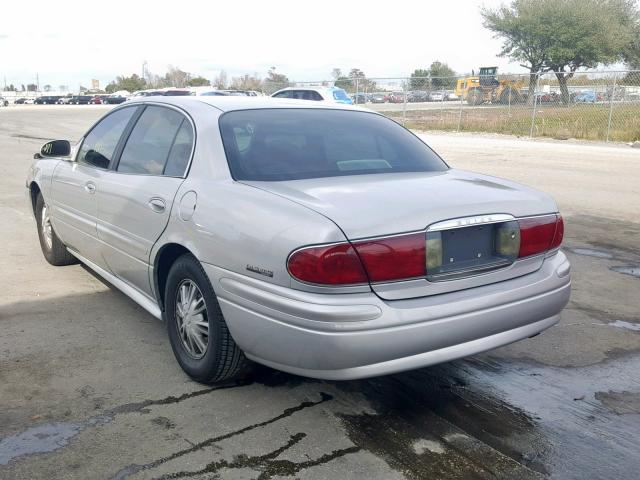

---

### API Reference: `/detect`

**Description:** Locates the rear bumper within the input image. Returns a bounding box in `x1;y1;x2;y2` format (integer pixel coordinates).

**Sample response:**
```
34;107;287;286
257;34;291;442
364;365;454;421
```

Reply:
204;252;570;380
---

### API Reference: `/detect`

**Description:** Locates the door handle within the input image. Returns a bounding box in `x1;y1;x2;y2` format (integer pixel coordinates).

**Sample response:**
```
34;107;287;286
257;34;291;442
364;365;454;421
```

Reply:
148;197;166;213
84;182;96;194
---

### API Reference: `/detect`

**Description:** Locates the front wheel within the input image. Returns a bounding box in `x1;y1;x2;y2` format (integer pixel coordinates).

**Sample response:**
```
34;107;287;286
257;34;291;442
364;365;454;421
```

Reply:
165;254;250;383
35;193;77;266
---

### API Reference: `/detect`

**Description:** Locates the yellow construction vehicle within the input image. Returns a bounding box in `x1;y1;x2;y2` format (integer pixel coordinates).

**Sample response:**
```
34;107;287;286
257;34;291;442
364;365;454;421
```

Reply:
455;67;525;105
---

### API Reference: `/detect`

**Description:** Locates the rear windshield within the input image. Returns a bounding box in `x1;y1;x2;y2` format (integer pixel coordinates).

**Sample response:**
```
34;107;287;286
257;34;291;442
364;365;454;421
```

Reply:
219;109;448;181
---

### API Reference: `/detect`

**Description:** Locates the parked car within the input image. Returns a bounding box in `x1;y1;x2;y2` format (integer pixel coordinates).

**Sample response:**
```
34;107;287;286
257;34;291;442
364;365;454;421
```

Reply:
161;89;192;97
271;86;353;104
104;95;128;104
351;93;368;104
14;97;28;104
199;90;231;96
0;96;8;107
70;95;93;105
26;96;570;383
387;92;406;103
24;98;35;104
407;91;429;103
57;96;74;105
445;91;459;101
573;90;596;103
428;91;446;102
34;96;63;104
369;93;386;103
89;95;112;104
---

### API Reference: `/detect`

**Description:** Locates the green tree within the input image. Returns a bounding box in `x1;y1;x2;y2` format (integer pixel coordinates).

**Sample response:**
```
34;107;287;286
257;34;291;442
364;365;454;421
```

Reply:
264;67;290;93
105;74;146;93
334;76;353;91
482;0;639;104
409;69;430;89
429;61;456;88
188;76;210;87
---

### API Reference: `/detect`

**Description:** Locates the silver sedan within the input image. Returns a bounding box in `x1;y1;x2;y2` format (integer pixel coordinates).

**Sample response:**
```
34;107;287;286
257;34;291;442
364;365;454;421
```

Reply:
26;96;571;382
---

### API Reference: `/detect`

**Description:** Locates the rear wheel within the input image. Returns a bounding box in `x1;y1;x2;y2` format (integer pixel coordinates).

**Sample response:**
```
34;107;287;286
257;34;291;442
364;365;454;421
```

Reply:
35;193;77;266
165;254;250;383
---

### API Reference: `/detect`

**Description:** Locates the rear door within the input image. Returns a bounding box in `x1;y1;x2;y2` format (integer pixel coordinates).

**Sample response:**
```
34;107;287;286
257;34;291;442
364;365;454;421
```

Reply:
97;104;194;296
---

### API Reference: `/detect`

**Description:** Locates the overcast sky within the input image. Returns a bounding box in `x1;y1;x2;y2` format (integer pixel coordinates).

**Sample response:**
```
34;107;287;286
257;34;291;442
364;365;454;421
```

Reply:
1;0;520;90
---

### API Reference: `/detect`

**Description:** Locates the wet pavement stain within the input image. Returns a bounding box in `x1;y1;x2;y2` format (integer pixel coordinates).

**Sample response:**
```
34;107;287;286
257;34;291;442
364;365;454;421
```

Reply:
606;320;640;332
0;382;247;466
610;265;640;278
451;355;640;479
110;392;334;480
566;247;614;259
338;371;546;480
0;415;111;466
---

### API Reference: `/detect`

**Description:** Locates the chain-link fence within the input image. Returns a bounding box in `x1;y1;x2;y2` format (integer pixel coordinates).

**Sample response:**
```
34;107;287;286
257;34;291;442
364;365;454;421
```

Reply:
268;70;640;142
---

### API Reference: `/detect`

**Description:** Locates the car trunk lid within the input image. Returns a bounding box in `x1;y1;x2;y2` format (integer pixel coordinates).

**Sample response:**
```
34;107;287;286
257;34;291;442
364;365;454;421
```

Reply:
243;169;558;299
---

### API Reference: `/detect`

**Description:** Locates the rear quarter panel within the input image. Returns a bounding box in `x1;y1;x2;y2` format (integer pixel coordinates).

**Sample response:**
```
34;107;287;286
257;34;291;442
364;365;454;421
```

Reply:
150;101;351;291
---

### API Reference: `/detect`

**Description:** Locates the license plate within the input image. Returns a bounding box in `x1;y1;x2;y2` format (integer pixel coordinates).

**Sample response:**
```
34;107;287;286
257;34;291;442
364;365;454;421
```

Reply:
426;220;520;280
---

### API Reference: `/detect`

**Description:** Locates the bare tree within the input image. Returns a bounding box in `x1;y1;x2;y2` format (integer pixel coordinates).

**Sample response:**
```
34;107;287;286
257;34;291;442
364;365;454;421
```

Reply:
213;70;228;89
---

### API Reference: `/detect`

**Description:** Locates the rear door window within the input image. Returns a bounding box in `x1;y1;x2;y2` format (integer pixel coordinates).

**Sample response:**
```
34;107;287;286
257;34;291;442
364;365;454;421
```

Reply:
272;90;292;98
117;106;188;175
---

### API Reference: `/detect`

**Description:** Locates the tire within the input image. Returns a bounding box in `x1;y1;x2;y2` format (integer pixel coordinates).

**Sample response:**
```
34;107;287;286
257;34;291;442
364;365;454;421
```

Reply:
35;193;77;266
467;88;484;106
165;253;250;384
500;87;523;105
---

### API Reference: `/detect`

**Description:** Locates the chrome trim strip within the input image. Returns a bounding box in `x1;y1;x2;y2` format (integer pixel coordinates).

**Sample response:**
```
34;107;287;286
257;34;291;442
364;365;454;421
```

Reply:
427;214;515;232
67;248;162;320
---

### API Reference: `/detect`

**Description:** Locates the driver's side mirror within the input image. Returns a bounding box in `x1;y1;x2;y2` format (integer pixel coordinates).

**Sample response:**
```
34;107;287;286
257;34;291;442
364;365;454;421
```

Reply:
35;140;71;159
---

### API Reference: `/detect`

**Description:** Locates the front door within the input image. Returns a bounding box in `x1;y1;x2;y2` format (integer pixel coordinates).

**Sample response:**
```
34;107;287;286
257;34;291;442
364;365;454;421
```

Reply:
97;105;194;297
50;106;139;267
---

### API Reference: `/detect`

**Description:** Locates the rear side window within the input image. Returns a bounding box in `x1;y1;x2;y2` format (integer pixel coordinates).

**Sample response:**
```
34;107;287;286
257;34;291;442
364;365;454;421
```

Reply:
164;120;194;176
78;107;137;169
219;109;448;181
118;106;192;176
272;90;292;98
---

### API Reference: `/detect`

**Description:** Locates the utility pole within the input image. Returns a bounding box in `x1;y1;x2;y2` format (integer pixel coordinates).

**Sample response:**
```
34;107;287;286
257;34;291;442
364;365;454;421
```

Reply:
36;73;40;92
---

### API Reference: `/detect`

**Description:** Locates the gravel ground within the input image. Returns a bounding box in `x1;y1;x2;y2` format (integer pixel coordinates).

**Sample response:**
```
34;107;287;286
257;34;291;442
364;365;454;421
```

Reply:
0;106;639;480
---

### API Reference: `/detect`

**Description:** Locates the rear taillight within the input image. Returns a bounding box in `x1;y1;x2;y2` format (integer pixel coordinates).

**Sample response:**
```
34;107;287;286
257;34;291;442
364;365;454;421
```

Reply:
518;214;564;258
288;214;564;286
288;233;426;285
288;243;368;285
352;233;426;282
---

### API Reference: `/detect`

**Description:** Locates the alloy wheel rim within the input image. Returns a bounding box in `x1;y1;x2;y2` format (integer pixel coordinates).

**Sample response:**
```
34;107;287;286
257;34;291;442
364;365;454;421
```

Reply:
175;279;209;359
41;204;53;250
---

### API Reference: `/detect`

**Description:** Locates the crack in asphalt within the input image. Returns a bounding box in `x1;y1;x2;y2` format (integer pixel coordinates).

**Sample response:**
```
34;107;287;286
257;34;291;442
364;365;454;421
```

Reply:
0;382;247;466
153;432;360;480
110;392;334;480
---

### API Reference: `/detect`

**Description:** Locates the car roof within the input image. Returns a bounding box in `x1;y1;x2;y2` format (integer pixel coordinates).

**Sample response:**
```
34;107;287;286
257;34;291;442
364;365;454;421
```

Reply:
124;95;369;113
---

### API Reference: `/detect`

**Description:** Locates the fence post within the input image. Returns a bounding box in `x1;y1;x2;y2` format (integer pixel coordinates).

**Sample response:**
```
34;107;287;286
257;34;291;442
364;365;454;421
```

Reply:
529;73;540;138
606;73;618;142
402;80;407;126
355;77;359;105
457;77;463;132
